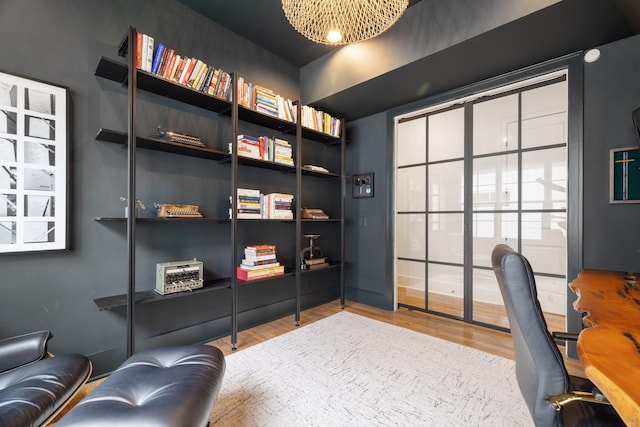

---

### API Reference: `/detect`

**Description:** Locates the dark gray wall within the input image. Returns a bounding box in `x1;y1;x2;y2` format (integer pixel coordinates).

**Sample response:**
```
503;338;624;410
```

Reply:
344;113;394;308
583;35;640;272
0;0;302;376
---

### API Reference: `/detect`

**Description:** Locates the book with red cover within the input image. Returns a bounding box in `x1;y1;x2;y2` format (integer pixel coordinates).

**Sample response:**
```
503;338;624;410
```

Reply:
236;265;284;281
135;32;143;69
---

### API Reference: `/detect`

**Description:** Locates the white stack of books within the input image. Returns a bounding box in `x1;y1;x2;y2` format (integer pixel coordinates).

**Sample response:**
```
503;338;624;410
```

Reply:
263;193;294;219
234;188;262;219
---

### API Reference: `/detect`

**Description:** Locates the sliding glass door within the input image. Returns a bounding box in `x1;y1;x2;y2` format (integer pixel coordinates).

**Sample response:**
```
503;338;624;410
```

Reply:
395;73;568;329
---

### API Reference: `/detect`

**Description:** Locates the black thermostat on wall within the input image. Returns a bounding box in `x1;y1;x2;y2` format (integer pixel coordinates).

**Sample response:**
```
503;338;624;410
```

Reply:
353;173;374;198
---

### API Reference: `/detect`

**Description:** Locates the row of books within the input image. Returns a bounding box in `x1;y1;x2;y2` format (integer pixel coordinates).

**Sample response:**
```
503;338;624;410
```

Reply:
237;77;296;123
300;105;342;137
135;32;232;101
232;134;294;165
237;244;285;281
232;189;294;220
135;32;342;137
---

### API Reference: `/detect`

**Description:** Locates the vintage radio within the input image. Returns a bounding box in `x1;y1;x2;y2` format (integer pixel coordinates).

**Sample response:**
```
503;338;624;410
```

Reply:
155;259;204;295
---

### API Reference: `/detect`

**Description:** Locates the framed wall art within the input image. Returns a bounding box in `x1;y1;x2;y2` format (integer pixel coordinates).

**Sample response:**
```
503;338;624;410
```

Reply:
0;70;69;253
610;146;640;204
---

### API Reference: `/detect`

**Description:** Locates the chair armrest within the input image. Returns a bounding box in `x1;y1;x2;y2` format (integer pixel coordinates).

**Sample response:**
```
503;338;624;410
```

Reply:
552;331;579;342
0;330;52;372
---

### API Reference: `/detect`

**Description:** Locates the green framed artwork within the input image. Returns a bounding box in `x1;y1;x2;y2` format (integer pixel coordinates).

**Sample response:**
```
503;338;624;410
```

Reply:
610;146;640;203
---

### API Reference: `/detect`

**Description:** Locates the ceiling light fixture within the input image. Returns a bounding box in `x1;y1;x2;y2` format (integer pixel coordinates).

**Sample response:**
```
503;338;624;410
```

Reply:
281;0;409;45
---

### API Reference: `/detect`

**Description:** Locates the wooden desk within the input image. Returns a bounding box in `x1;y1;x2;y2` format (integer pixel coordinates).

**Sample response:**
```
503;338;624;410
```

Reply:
570;270;640;426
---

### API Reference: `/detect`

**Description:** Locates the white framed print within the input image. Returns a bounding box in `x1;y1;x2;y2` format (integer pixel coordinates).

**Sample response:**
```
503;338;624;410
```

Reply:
0;70;69;253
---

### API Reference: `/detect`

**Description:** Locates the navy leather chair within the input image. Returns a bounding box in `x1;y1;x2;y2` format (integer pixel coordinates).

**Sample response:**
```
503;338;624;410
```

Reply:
0;330;91;427
491;244;624;426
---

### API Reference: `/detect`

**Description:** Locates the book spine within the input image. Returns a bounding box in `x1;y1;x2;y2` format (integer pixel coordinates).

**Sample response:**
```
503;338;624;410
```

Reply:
178;57;192;85
141;34;149;72
151;43;166;75
180;58;197;85
168;55;181;81
135;32;143;69
145;35;154;72
162;49;176;78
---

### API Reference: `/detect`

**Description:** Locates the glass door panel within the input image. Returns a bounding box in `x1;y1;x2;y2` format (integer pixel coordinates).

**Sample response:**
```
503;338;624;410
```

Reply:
428;213;463;264
428;160;463;211
472;267;509;328
397;259;425;309
397;117;426;166
396;213;425;260
521;147;567;210
521;212;566;275
472;154;519;211
427;263;463;317
397;166;425;211
521;81;568;149
472;212;519;267
473;94;519;155
428;107;464;161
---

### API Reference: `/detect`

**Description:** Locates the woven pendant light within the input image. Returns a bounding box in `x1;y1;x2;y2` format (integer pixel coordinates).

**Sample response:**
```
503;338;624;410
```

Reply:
281;0;409;45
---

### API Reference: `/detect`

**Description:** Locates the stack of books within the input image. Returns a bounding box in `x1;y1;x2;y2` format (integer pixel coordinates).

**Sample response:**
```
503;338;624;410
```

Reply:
135;32;232;101
253;85;278;117
232;134;294;165
234;188;262;219
263;193;294;219
273;137;294;166
237;244;285;281
236;79;296;122
235;134;261;160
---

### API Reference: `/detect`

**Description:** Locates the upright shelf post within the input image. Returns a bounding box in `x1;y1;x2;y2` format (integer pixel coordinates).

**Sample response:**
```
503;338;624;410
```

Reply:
340;119;346;308
295;102;303;326
126;26;137;357
230;72;239;350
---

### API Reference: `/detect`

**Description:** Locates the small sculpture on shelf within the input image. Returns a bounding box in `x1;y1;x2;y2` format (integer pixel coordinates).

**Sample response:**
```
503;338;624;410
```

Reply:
120;196;146;218
300;234;329;270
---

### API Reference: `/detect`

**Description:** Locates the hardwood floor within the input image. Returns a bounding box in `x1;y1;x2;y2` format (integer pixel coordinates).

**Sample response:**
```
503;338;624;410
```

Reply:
208;299;585;377
398;286;567;333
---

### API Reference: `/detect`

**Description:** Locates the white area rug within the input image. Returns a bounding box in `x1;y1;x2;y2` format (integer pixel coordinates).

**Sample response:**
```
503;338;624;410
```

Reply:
210;311;532;426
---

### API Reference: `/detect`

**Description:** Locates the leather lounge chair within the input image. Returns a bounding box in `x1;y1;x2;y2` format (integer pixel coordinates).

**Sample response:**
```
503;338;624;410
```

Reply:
0;330;91;426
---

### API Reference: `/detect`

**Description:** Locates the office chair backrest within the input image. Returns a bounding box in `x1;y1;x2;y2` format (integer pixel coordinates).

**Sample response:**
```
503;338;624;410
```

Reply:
491;244;569;427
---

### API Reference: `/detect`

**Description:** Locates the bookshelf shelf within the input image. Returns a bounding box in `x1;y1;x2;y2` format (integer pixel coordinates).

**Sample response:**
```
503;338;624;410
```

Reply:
95;216;230;222
96;128;230;161
232;155;297;172
300;126;341;144
236;270;296;284
237;105;296;132
93;278;231;311
95;56;231;114
301;261;342;274
300;168;341;179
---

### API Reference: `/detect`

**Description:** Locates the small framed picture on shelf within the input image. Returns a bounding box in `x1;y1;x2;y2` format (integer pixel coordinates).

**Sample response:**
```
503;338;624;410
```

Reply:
0;70;69;253
610;146;640;204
